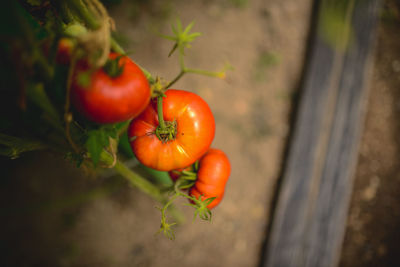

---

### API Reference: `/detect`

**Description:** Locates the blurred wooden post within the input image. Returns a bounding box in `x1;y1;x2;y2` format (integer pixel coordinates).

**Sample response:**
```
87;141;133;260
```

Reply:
262;0;381;266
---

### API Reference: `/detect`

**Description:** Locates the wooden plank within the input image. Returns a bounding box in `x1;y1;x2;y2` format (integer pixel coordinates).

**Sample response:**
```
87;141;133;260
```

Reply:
262;0;381;266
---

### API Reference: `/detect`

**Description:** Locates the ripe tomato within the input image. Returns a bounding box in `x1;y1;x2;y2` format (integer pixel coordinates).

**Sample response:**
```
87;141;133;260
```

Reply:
71;52;150;124
189;148;231;209
56;38;74;65
128;89;215;171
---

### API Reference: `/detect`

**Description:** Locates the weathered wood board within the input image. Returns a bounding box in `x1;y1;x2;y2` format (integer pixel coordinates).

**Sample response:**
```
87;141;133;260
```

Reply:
261;0;381;266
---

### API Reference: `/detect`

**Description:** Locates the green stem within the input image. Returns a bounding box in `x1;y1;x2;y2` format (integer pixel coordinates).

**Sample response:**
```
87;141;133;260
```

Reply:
110;37;125;54
157;96;166;129
101;150;185;223
185;68;223;77
0;133;47;159
109;37;155;83
176;190;198;203
68;0;100;29
101;150;164;202
178;49;185;69
165;69;185;90
160;48;187;90
140;66;155;84
162;194;179;215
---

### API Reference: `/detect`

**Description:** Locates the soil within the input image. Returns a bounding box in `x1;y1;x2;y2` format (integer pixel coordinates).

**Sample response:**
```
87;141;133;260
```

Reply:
339;3;400;266
2;0;400;267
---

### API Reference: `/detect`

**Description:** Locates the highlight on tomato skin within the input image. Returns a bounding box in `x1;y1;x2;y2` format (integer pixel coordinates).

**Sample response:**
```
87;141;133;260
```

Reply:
71;52;151;124
189;148;231;209
128;89;216;171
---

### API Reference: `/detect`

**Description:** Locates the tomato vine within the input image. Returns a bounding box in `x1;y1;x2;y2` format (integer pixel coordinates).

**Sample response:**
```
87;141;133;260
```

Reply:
0;0;231;240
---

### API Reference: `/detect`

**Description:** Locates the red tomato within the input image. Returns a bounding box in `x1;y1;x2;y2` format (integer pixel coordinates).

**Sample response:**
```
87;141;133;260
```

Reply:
56;38;74;65
71;52;150;124
190;148;231;209
128;89;215;171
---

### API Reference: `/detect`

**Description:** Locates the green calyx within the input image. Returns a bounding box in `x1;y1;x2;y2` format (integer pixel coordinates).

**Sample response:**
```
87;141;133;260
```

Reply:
155;95;177;143
103;56;125;78
155;120;177;143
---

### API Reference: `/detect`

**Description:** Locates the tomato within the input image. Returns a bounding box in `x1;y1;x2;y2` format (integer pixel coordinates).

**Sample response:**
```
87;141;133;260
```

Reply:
128;89;215;171
56;38;74;65
189;148;231;209
71;52;150;124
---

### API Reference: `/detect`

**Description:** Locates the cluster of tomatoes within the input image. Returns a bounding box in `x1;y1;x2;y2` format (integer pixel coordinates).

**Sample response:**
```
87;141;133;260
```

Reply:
69;49;231;209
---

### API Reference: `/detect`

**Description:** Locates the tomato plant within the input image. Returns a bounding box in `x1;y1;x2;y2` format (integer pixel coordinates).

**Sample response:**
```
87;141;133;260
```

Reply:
1;0;231;240
189;148;231;209
71;52;151;124
128;89;215;171
158;148;230;238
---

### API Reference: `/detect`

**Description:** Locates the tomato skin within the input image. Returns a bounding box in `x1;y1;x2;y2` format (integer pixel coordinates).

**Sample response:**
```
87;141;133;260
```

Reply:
56;38;74;65
71;53;151;124
190;148;231;209
128;89;215;171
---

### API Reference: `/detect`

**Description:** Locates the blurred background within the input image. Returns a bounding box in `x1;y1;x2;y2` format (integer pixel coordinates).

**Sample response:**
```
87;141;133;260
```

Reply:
1;0;400;266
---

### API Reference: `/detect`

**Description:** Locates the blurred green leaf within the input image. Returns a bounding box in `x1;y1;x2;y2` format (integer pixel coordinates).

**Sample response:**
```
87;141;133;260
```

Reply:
141;164;173;186
27;83;60;120
0;133;46;159
86;125;118;166
27;0;43;6
86;130;108;166
118;131;135;158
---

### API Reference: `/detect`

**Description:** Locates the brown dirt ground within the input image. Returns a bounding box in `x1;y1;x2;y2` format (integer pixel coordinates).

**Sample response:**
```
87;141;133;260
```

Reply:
340;2;400;266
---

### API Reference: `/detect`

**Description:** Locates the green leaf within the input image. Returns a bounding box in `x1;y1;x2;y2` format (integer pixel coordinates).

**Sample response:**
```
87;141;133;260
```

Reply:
86;130;109;167
118;132;135;158
0;133;46;159
27;0;42;6
162;19;201;57
27;83;60;120
85;125;119;167
102;125;118;139
64;23;88;37
140;164;173;186
65;152;84;168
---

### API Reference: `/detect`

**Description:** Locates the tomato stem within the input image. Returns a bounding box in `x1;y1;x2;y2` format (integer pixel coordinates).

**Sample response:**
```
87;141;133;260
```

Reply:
185;68;226;78
100;150;185;223
165;69;185;90
100;150;162;201
68;0;101;30
155;96;177;143
103;56;125;78
64;55;81;153
157;96;166;129
109;37;155;84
